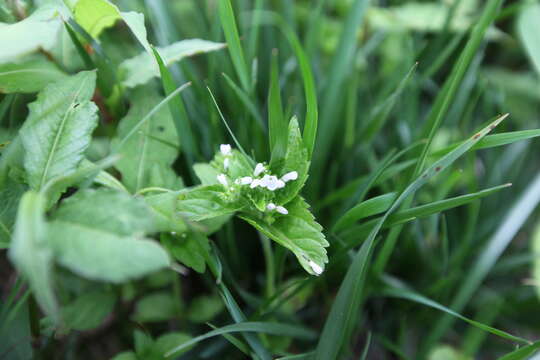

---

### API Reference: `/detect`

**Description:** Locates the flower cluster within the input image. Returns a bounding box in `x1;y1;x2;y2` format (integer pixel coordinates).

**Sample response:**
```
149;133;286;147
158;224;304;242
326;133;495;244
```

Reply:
215;144;298;215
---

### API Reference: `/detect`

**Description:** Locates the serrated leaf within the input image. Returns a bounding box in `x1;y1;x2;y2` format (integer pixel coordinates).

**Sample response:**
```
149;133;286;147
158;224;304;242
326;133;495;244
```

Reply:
120;39;225;88
20;71;98;192
240;196;328;275
47;189;169;283
177;185;244;222
275;117;309;205
8;192;58;322
0;4;64;64
161;231;210;273
112;86;180;193
62;291;116;331
0;54;68;93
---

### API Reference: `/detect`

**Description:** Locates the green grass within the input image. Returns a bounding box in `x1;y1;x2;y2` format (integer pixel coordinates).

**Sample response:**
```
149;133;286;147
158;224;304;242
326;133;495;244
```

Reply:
1;0;540;359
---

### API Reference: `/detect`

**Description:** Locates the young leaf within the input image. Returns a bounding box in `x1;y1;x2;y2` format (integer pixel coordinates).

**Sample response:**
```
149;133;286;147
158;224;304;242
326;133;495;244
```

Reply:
62;291;116;331
177;185;244;222
240;196;328;276
120;39;226;88
19;71;98;192
112;86;181;193
8;191;58;323
144;191;187;234
274;117;309;205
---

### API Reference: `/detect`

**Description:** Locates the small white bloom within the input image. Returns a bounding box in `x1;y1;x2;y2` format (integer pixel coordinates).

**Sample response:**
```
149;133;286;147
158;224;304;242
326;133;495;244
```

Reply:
238;176;253;185
308;260;323;275
266;203;276;211
281;171;298;182
276;180;285;189
220;144;232;156
276;205;288;215
250;179;261;188
259;174;271;188
223;158;230;170
265;176;282;191
254;163;265;176
217;173;228;186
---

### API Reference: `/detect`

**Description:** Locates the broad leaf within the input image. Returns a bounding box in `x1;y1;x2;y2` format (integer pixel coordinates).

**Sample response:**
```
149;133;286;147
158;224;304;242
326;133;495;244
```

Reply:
20;71;98;192
518;3;540;75
0;54;68;93
112;86;181;193
0;4;64;64
62;291;116;331
161;231;210;273
144;191;187;233
240;196;328;275
8;191;58;322
120;39;225;88
48;189;169;283
0;178;26;246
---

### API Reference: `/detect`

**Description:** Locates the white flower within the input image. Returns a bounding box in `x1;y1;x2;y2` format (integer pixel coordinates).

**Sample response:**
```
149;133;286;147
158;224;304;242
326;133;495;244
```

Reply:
308;260;323;275
217;173;228;186
250;179;261;188
223;158;230;170
237;176;253;185
259;175;285;191
281;171;298;182
266;203;276;211
276;205;288;215
254;163;265;176
220;144;232;156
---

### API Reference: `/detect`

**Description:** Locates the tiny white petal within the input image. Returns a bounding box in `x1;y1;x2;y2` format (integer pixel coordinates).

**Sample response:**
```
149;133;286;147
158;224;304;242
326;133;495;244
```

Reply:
250;179;261;188
259;174;271;188
308;260;323;275
239;176;253;185
266;175;281;191
220;144;232;156
281;171;298;182
266;203;276;211
223;158;230;170
254;163;265;176
234;178;241;184
276;180;285;189
276;206;288;215
217;174;228;186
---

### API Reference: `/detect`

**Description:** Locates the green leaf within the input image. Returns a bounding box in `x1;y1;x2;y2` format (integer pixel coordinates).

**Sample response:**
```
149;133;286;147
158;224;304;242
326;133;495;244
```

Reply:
154;332;193;359
497;341;540;360
193;163;220;185
333;192;397;232
0;54;68;94
240;196;328;275
316;115;507;359
0;4;64;64
52;189;157;236
62;291;116;331
111;352;137;360
0;178;25;246
268;50;287;167
19;71;98;192
187;295;224;323
177;185;244;222
73;0;151;53
132;291;176;323
161;231;209;273
120;39;225;88
275;117;309;205
218;0;250;91
518;3;540;75
165;321;317;357
144;191;187;233
112;86;180;193
533;222;540;301
74;0;120;38
8;191;58;323
48;189;169;283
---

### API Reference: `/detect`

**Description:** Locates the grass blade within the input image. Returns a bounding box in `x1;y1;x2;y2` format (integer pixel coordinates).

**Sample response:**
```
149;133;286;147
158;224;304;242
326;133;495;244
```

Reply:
268;49;287;167
218;0;250;92
316;114;507;359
